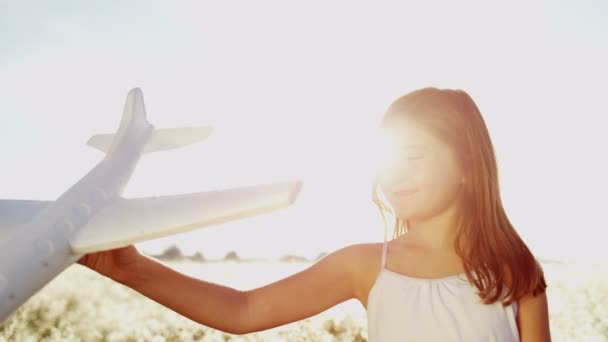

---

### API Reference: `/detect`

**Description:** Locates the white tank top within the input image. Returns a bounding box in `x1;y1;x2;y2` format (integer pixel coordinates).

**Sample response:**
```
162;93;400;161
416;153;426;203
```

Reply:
367;240;520;341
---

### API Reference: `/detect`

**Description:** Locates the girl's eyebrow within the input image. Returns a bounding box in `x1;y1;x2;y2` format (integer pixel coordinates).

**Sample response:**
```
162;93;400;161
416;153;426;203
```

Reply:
391;145;428;155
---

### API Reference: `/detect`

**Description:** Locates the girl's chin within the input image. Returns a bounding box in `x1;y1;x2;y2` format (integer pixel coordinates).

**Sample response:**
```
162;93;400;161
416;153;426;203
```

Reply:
393;207;431;222
393;210;417;221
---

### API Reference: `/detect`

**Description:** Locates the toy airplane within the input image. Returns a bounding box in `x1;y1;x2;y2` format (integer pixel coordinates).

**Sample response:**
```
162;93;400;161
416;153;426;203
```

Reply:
0;88;303;322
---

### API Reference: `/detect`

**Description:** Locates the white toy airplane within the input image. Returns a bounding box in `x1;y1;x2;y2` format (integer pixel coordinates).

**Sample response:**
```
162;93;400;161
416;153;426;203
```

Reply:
0;88;303;322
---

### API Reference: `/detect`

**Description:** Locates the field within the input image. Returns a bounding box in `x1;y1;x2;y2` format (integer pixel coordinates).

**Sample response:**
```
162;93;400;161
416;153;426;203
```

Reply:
1;259;606;341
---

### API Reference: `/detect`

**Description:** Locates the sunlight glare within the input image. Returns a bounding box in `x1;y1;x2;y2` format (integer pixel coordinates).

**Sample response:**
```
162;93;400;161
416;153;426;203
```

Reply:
366;131;396;182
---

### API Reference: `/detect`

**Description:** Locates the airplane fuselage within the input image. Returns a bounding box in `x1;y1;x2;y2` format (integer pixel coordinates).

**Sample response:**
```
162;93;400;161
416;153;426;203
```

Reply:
0;124;153;320
0;87;302;327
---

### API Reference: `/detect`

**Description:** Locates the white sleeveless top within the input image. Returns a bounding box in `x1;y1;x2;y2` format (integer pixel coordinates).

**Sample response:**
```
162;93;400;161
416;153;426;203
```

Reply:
367;241;520;341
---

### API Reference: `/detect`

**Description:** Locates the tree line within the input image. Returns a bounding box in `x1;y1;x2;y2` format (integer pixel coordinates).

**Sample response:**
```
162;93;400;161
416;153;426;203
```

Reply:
148;244;328;263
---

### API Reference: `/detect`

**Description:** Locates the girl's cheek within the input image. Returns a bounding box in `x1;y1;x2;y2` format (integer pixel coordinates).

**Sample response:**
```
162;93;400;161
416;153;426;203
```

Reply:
378;156;433;185
429;163;462;194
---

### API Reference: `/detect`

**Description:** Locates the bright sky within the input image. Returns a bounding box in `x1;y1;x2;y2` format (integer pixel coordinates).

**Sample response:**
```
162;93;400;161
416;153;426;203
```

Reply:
1;1;606;262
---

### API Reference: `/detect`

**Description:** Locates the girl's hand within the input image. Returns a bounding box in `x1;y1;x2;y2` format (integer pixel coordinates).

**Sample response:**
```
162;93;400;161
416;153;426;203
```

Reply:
77;245;143;285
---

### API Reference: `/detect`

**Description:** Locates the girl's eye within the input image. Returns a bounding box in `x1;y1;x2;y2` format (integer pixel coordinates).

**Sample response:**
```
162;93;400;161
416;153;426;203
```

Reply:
387;153;424;164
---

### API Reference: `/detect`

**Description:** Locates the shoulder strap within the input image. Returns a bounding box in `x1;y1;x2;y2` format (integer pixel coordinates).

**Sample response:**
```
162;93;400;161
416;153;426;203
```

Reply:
381;239;388;268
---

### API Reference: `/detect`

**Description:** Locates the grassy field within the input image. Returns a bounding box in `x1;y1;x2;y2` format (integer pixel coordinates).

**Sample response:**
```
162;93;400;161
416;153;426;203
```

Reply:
0;259;606;341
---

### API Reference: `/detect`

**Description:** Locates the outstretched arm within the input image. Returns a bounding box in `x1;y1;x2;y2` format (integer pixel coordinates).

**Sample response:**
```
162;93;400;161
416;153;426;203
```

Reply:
123;253;249;334
240;245;362;333
87;244;363;335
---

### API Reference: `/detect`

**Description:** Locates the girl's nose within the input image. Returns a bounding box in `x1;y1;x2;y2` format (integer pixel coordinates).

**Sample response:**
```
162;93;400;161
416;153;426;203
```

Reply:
378;156;416;184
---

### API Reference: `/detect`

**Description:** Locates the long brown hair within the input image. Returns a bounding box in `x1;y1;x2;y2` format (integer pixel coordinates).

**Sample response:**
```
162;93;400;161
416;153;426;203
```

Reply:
372;87;546;306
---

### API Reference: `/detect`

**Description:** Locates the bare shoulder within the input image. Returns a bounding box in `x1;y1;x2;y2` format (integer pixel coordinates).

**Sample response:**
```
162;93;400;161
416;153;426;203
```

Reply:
241;242;383;333
328;242;384;309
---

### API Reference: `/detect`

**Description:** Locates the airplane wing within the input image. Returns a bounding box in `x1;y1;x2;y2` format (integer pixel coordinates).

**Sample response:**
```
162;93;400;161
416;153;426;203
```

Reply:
69;180;303;254
0;200;50;243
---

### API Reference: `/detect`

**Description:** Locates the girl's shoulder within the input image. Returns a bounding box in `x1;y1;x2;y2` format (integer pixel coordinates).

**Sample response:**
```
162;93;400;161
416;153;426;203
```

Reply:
339;242;384;271
328;242;383;273
328;242;383;263
332;242;384;307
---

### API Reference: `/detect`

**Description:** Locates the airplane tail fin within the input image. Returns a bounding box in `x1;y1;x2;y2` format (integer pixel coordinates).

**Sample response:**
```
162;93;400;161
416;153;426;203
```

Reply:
86;88;213;154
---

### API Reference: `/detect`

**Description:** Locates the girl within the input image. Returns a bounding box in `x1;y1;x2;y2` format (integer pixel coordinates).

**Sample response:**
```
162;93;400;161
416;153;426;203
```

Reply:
79;87;551;341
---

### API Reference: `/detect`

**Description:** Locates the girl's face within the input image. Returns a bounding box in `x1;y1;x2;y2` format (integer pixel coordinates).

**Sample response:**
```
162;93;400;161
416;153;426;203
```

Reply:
377;118;465;222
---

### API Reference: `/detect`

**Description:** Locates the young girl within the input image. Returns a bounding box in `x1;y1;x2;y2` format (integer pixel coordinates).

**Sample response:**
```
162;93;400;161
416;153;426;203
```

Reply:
79;87;551;341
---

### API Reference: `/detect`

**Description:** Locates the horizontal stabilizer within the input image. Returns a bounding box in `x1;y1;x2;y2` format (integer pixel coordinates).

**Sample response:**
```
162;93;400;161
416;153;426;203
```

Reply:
143;126;213;153
69;180;303;254
87;126;213;154
86;134;114;153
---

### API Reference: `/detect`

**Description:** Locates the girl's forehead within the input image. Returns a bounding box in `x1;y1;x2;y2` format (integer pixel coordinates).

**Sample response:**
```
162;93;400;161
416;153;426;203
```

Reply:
382;119;439;147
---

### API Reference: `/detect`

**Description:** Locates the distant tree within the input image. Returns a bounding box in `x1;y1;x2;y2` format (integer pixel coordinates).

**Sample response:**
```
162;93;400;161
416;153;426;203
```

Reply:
315;252;328;261
224;250;240;261
159;244;183;261
280;254;309;263
189;251;206;262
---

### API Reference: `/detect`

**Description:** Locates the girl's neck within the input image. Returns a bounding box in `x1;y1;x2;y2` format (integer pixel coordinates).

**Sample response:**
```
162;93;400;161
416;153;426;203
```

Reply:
401;202;460;254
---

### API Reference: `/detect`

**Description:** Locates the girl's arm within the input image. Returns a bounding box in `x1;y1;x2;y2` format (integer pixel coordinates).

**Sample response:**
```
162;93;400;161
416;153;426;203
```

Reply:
122;253;249;334
92;244;364;335
516;291;552;341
